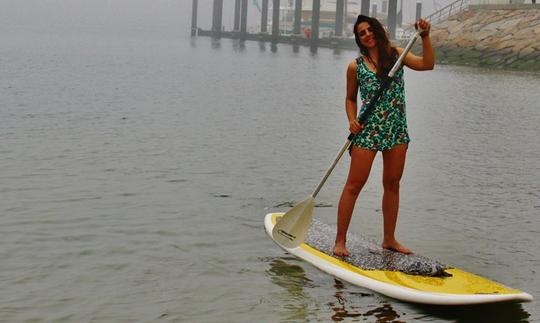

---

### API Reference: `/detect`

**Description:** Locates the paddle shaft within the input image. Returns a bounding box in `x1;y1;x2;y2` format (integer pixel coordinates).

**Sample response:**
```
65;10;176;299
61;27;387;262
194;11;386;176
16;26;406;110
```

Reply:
311;31;421;198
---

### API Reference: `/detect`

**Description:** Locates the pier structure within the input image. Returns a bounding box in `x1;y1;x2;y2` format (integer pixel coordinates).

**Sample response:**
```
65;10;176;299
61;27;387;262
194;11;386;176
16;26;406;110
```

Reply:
191;0;405;50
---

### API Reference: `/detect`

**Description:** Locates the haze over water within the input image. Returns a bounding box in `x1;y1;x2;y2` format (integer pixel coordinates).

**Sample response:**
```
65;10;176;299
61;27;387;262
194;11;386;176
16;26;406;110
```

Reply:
1;1;539;321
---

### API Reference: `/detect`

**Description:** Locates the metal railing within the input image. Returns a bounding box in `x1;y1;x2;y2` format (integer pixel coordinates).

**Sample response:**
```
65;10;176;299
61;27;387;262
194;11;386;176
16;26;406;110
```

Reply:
397;0;470;40
425;0;470;25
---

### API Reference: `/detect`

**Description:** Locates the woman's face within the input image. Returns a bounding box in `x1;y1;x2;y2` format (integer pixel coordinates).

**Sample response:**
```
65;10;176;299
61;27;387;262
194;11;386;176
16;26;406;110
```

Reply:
357;22;377;48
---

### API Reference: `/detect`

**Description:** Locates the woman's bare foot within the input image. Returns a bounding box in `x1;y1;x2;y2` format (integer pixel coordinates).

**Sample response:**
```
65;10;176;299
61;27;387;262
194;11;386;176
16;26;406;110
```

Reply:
333;241;350;257
382;239;412;254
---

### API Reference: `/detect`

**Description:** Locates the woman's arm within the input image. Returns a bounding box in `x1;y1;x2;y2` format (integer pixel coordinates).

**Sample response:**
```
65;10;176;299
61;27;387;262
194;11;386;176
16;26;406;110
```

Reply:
346;61;363;134
399;19;435;71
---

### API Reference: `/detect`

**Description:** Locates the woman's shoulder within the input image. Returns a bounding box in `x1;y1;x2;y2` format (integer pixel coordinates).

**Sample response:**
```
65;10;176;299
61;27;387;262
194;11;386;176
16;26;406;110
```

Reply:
348;59;358;71
347;59;359;78
349;56;364;68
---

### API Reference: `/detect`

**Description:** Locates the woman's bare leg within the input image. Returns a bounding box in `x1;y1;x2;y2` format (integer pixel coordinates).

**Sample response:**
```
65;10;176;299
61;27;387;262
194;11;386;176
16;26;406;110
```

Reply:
381;144;411;254
333;146;377;256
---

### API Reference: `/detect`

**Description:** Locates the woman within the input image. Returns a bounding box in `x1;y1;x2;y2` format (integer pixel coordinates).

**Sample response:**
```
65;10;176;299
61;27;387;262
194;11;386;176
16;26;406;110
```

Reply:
333;15;434;257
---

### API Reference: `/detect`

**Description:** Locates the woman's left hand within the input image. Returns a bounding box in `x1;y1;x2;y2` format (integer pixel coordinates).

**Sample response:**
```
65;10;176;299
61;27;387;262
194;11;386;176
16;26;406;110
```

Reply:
415;19;431;37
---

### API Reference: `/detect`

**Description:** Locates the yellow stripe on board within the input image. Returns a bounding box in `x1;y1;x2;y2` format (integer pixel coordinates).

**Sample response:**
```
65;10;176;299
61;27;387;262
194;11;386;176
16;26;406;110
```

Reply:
271;214;521;296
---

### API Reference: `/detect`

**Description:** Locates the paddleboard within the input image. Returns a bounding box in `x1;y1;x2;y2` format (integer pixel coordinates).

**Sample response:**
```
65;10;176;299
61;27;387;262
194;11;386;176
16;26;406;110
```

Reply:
265;213;533;305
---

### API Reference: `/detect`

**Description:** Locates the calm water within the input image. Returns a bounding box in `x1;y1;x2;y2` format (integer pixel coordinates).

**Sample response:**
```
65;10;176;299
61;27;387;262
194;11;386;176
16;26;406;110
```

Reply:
1;10;540;322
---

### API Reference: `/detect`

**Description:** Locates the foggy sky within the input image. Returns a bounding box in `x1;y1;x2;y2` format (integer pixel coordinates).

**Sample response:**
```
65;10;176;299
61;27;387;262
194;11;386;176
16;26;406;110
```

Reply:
0;0;455;36
188;0;455;30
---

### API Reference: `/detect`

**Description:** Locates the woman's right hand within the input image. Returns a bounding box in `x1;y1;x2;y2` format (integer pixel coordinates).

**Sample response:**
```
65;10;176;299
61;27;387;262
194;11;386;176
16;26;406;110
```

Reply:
349;119;364;134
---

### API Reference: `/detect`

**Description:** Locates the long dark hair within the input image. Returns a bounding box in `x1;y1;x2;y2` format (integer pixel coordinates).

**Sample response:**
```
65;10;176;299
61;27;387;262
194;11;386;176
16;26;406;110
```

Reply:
353;15;398;79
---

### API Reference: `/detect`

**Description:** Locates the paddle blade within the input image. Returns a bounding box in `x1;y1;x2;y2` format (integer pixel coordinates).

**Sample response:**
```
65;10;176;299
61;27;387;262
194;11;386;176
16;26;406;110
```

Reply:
272;197;315;248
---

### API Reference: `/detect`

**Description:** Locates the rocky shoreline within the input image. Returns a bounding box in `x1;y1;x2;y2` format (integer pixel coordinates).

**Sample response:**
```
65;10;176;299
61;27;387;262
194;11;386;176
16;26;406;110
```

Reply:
429;5;540;71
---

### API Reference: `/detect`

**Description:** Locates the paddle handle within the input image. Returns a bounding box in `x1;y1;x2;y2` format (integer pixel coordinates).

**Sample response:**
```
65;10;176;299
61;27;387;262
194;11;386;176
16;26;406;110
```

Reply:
390;31;421;77
311;31;422;198
311;139;352;198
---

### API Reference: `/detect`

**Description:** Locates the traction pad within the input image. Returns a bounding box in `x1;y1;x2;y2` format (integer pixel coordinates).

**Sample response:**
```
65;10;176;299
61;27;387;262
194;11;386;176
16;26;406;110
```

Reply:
304;219;451;277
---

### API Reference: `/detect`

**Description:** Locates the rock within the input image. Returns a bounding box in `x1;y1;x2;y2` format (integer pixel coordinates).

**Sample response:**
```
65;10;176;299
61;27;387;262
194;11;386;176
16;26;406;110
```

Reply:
461;48;485;59
518;40;534;52
517;14;539;28
481;56;506;66
447;23;464;35
486;38;511;50
441;46;464;57
457;38;476;48
519;50;539;61
518;46;536;58
508;60;523;69
497;17;523;30
472;29;496;42
504;53;521;65
516;59;540;70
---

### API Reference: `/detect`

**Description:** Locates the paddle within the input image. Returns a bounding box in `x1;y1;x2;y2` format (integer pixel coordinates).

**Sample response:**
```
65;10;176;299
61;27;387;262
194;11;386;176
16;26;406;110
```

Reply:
272;29;424;249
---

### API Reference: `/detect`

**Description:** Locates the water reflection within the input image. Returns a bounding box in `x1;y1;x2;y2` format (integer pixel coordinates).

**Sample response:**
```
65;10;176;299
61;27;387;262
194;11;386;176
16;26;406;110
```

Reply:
271;42;278;53
329;279;364;321
210;37;221;49
267;257;316;295
232;39;245;52
258;41;266;52
329;279;403;322
413;302;530;322
266;257;316;321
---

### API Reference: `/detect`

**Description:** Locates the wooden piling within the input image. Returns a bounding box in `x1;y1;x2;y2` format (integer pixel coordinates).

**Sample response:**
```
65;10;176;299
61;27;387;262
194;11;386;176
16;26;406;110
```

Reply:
212;0;223;33
191;0;198;36
335;0;344;37
361;0;370;16
272;0;280;37
261;0;268;33
388;0;397;39
234;0;240;31
293;0;302;35
311;0;320;46
241;0;248;33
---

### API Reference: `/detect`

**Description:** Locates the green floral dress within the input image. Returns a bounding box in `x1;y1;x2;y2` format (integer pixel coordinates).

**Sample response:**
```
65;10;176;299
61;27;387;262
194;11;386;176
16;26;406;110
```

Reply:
351;57;410;151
